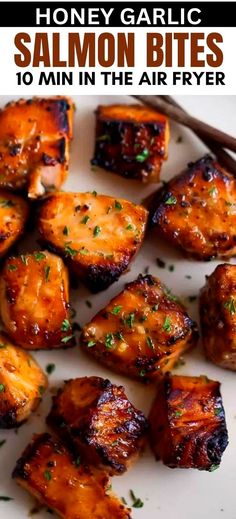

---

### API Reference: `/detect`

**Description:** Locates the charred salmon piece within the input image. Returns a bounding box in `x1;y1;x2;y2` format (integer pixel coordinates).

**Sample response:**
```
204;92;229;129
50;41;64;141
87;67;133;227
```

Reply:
149;373;228;471
0;334;47;428
0;251;74;350
12;433;131;519
80;274;198;382
0;190;29;257
0;97;73;199
92;104;169;182
200;263;236;370
149;155;236;260
47;376;148;476
38;191;148;293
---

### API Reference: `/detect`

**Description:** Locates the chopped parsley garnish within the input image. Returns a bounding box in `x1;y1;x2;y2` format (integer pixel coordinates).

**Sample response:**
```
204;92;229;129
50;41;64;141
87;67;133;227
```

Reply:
214;408;221;416
105;333;115;349
64;242;78;257
93;225;101;237
38;385;45;396
92;190;97;196
0;439;6;448
75;205;81;212
75;455;81;467
114;200;122;211
121;497;127;505
146;336;154;350
162;316;172;332
44;265;50;282
168;265;175;272
152;304;159;311
111;305;122;315
130;490;144;508
46;364;55;375
87;340;96;348
224;297;236;315
79;247;89;255
97;134;111;142
61;319;70;332
61;335;73;344
156;257;165;268
7;264;17;271
209;464;219;472
165;195;177;205
44;470;52;481
209;186;218;197
174;410;182;418
125;312;135;328
0;496;13;501
111;440;118;447
63;226;69;236
0;384;5;392
86;300;92;308
81;215;90;224
115;331;124;341
139;315;147;323
0;200;14;208
136;148;149;163
0;343;6;349
34;252;46;261
126;224;134;231
139;369;146;377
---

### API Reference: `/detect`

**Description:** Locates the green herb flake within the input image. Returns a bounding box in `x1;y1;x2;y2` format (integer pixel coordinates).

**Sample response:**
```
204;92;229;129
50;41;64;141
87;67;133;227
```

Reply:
125;312;135;329
152;304;159;312
7;264;17;271
97;134;111;142
146;336;154;350
81;215;90;225
115;332;124;341
0;343;6;349
44;265;50;282
87;340;96;348
92;190;97;197
46;364;55;375
111;440;118;447
34;252;46;262
139;369;146;378
61;319;70;332
214;408;221;416
61;335;73;344
209;464;220;472
75;455;81;467
163;316;172;333
111;305;122;315
130;490;144;509
168;265;175;272
174;410;182;418
209;186;218;197
156;257;165;268
136;148;149;163
0;439;6;448
75;205;81;212
224;297;236;315
105;333;115;349
44;470;52;482
114;200;123;211
139;315;147;323
0;384;5;392
93;225;101;237
0;496;13;501
165;195;177;206
86;300;92;308
121;497;127;505
64;242;78;257
79;247;89;256
0;200;14;208
126;224;134;231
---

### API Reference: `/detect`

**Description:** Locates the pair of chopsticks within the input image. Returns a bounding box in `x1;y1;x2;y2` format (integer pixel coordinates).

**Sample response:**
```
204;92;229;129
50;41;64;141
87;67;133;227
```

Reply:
132;95;236;176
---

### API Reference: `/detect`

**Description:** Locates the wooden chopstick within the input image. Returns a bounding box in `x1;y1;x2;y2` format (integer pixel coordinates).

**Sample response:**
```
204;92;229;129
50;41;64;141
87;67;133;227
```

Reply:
133;95;236;154
161;95;236;176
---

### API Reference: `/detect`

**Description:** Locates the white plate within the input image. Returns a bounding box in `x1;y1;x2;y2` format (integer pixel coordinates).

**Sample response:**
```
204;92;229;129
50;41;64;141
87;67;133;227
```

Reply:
0;95;236;519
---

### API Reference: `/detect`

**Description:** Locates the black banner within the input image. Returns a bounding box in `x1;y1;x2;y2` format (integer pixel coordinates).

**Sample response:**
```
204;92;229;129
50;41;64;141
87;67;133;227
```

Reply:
0;2;235;27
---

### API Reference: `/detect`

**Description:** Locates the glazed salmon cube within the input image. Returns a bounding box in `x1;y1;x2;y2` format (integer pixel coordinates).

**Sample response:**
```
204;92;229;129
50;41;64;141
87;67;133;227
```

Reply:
80;275;198;381
0;97;73;198
149;373;228;470
12;433;131;519
47;376;148;475
92;104;169;182
0;334;47;428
